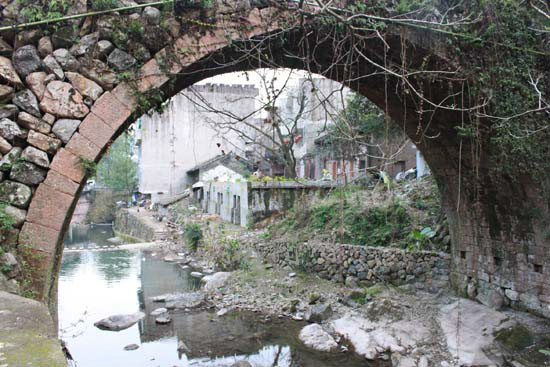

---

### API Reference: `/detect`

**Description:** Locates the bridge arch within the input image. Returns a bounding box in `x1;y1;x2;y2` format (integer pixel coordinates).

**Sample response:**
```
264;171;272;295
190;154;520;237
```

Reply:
0;1;548;317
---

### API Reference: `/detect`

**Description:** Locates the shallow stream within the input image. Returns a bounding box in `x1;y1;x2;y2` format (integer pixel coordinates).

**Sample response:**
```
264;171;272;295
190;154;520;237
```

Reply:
59;225;377;367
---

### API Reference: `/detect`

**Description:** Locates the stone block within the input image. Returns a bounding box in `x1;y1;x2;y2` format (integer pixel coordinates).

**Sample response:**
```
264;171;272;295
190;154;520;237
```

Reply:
91;92;132;131
49;148;85;183
26;183;74;231
19;222;61;253
78;112;115;149
65;132;101;162
27;130;62;154
43;170;80;196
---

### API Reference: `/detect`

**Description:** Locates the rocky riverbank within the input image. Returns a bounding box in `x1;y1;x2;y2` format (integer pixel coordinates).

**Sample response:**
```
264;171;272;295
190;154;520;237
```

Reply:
118;206;550;367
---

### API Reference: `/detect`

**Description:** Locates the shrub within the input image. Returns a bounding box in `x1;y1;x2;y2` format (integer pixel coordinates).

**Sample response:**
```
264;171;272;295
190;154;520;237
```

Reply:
184;223;203;252
86;191;116;224
0;203;15;242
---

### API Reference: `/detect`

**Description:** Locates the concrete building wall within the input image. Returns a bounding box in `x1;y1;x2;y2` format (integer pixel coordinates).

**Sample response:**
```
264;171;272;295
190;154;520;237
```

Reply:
202;181;250;227
138;84;259;200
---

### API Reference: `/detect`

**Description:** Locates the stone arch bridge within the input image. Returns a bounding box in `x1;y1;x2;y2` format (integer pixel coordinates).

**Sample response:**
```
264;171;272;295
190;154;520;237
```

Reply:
0;0;548;317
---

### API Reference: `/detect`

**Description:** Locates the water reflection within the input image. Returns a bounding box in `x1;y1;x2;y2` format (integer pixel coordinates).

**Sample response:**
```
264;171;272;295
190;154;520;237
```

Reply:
59;225;377;367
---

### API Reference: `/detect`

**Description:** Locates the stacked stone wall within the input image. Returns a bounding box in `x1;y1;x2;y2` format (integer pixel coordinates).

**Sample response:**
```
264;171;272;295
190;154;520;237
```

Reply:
113;209;155;242
255;240;450;289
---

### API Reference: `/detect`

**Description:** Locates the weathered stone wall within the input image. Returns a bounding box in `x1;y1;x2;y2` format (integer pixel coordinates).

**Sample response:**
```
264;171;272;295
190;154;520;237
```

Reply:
113;209;155;242
255;240;450;289
249;181;336;223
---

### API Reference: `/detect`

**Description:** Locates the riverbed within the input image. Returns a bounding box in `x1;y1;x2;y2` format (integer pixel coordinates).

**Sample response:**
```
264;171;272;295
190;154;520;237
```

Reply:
58;225;375;367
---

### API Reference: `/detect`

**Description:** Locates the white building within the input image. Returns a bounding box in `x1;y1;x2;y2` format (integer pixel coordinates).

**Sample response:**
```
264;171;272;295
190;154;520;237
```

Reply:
137;84;259;202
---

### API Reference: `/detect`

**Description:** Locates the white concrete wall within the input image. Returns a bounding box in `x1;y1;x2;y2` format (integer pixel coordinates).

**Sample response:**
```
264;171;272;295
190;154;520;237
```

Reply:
138;84;259;197
202;181;250;227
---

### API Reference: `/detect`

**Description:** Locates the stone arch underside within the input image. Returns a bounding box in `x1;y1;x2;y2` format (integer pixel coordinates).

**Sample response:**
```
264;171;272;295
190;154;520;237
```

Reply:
0;3;548;317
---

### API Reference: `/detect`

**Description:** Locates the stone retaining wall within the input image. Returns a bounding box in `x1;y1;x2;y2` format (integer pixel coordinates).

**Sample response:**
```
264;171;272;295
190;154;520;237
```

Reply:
114;209;155;242
255;240;450;289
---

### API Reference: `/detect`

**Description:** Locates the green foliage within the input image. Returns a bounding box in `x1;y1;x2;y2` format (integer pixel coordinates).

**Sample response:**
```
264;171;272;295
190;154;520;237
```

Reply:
128;19;145;37
540;349;550;356
0;203;15;242
184;223;203;252
96;133;138;193
85;190;116;224
406;226;436;251
344;201;411;246
90;0;119;11
18;0;70;22
77;157;97;177
134;88;166;116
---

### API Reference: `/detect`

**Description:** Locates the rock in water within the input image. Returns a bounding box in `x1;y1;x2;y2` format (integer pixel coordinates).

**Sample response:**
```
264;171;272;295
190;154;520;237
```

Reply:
150;307;167;316
155;316;171;324
190;271;203;279
299;323;338;352
123;344;139;351
201;272;231;290
305;303;333;322
94;312;145;331
165;292;205;309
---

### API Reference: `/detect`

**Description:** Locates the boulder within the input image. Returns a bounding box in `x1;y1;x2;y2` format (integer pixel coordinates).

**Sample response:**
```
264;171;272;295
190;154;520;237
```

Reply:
80;59;117;90
12;45;41;77
0;252;20;278
143;6;161;24
37;36;53;57
27;130;62;155
0;38;13;58
53;49;80;72
51;26;76;49
12;89;40;117
331;316;379;359
190;271;203;278
52;118;80;143
0;105;18;120
17;111;51;134
42;113;56;126
39;81;89;119
42;55;64;80
0;56;23;87
94;312;145;331
96;40;114;59
438;299;514;366
150;307;167;316
0;136;12;154
21;146;49;168
305;303;333;323
70;32;99;56
25;72;48;100
230;362;252;367
123;344;139;351
201;271;232;291
0;118;26;141
0;85;13;103
0;147;22;171
65;72;103;101
4;205;26;227
155;316;171;324
299;323;338;352
107;48;136;71
9;161;47;185
164;292;205;309
14;29;43;49
0;271;19;294
0;180;32;208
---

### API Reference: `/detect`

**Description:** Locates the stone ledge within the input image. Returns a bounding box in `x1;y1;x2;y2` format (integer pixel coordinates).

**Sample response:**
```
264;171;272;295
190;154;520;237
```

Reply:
0;291;66;367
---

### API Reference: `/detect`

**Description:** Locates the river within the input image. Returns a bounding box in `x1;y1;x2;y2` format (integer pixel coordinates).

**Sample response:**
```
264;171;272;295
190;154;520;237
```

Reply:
59;225;374;367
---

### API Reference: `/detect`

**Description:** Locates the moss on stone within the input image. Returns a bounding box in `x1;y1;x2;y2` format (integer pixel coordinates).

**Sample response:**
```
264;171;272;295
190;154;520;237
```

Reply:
3;329;66;367
495;324;534;351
